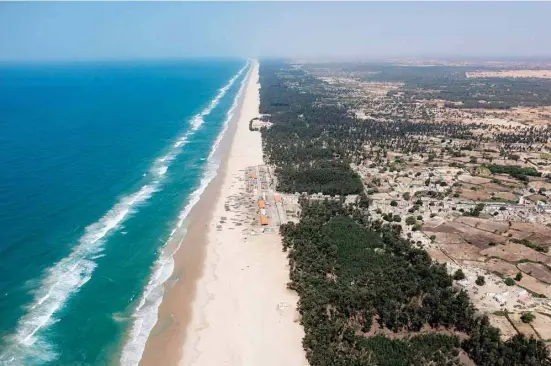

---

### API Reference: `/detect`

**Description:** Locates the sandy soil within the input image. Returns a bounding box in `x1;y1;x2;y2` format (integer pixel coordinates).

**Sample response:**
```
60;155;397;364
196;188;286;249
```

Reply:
178;61;307;366
466;70;551;79
518;262;551;284
488;315;517;340
532;314;551;340
139;61;307;366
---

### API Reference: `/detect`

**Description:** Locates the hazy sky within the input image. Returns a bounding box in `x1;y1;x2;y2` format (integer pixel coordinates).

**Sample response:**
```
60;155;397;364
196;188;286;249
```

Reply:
1;2;550;61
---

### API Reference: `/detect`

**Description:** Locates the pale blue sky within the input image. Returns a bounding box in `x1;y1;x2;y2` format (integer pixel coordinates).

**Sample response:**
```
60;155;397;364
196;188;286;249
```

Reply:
1;2;550;61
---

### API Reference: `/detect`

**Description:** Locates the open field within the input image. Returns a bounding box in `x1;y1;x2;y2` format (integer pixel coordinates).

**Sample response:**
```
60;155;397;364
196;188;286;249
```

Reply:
466;70;551;79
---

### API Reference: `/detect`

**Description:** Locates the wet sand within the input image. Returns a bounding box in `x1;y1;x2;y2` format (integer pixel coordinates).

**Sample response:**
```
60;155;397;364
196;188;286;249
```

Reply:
139;61;307;366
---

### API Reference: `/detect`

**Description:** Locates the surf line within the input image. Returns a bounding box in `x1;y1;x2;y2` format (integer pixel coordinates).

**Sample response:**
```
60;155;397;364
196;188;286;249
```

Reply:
119;60;252;366
0;61;250;365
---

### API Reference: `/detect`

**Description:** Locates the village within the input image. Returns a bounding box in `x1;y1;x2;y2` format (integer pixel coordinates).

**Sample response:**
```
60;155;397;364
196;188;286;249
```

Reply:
250;62;551;350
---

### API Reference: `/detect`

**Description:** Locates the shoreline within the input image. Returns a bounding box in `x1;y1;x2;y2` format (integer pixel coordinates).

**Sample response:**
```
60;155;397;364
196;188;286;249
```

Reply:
137;62;254;366
139;59;308;366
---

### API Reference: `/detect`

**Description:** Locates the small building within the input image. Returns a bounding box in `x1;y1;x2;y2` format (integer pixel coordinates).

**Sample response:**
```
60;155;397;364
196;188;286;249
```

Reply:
260;215;268;225
518;289;530;303
258;200;266;209
494;292;508;305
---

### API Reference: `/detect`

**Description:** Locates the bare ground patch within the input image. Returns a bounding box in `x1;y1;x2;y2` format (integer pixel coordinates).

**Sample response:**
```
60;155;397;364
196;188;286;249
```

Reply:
466;70;551;79
509;312;540;338
481;242;551;264
439;243;486;262
518;262;551;284
455;217;509;235
460;190;491;201
468;258;518;277
488;314;518;340
532;314;551;341
517;274;551;298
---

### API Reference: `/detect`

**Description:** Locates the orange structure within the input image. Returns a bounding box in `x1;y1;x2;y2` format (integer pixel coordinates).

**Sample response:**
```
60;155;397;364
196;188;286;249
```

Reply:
274;194;281;203
258;200;265;209
260;215;268;225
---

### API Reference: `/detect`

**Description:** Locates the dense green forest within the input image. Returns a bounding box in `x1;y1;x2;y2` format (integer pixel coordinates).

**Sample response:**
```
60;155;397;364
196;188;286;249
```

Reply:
281;199;550;366
259;60;550;365
259;62;364;195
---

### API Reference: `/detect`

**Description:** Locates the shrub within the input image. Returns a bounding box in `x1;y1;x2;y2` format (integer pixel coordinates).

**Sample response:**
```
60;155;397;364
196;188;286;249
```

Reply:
453;269;466;281
521;312;535;323
515;272;523;281
504;278;515;286
475;276;485;286
390;200;398;207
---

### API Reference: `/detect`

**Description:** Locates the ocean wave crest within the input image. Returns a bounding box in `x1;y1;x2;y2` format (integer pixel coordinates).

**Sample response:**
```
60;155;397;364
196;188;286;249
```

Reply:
119;60;251;366
0;61;249;365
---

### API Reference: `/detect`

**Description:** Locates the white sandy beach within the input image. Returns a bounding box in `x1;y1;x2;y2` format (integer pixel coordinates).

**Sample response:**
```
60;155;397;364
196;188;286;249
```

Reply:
177;61;308;366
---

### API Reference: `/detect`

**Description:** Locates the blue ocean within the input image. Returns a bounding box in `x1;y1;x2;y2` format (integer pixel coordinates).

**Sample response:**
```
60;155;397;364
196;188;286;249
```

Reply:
0;59;249;365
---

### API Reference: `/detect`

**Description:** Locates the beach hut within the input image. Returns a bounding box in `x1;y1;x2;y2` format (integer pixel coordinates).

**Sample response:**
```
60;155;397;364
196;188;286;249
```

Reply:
260;215;268;225
258;200;266;209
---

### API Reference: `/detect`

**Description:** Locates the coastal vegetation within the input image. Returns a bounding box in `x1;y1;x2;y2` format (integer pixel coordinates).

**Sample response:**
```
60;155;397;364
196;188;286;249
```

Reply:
260;60;551;365
281;199;550;366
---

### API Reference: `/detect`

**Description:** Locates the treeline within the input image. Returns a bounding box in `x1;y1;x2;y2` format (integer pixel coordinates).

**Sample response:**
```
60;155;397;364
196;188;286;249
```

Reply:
486;164;542;182
259;61;363;195
486;164;541;177
445;101;512;110
258;62;475;194
353;64;551;109
281;199;550;366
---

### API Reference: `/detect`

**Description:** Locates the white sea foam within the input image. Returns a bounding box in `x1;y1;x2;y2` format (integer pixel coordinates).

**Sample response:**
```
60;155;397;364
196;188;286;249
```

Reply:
0;61;249;366
0;184;156;364
157;165;168;176
119;60;251;366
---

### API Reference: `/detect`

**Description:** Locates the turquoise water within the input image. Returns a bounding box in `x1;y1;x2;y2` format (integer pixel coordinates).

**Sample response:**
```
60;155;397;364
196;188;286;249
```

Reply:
0;59;249;365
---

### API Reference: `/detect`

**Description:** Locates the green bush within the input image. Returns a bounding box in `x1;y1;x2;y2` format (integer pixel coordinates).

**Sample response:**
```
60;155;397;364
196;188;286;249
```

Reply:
453;269;466;281
475;276;485;286
521;312;535;323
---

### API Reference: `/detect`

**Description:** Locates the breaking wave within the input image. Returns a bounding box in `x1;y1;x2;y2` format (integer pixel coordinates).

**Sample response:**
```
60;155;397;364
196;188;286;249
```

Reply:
119;60;251;366
0;61;249;366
